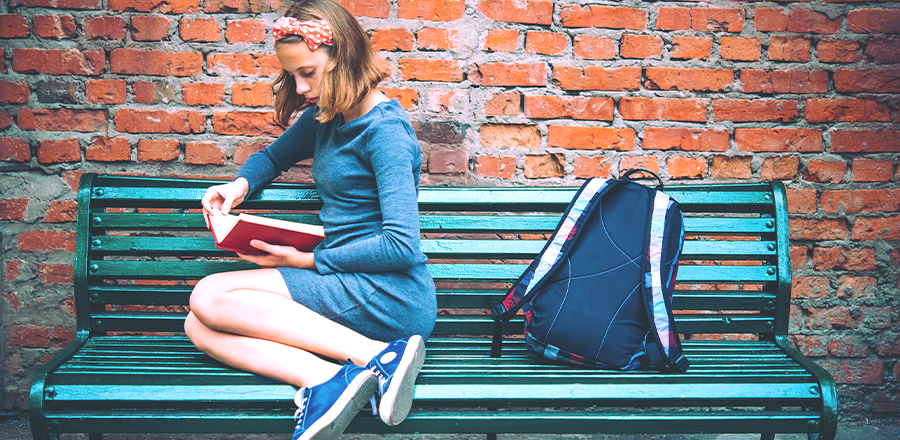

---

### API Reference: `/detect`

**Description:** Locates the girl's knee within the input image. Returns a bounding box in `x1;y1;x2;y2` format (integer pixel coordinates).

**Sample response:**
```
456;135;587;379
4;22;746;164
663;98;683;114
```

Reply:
189;275;222;324
184;312;204;347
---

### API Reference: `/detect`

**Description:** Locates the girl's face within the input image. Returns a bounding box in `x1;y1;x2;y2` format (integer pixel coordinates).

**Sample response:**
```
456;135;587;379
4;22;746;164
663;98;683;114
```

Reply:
275;41;330;105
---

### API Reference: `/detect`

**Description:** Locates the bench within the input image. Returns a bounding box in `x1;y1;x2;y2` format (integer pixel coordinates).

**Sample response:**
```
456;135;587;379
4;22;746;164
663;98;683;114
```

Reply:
30;173;837;440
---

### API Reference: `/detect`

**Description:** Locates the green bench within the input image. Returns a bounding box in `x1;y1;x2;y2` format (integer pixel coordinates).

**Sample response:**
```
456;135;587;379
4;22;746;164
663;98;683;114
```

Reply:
30;173;836;440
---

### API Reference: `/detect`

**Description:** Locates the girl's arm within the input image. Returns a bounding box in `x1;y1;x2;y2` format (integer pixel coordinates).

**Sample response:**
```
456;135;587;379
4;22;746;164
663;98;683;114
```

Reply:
236;107;318;195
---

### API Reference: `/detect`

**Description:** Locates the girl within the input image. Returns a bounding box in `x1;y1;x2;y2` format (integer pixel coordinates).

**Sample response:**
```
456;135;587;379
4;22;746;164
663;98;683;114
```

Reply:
185;1;437;439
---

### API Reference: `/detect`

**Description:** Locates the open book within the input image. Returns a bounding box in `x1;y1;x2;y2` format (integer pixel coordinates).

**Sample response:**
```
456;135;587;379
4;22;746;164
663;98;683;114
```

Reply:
205;211;325;255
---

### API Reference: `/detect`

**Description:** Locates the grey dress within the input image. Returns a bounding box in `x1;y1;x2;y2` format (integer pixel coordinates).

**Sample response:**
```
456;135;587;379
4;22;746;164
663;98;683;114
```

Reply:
236;99;437;341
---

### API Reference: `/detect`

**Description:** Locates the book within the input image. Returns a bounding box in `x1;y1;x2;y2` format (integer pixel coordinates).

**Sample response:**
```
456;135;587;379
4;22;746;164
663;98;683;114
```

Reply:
205;211;325;255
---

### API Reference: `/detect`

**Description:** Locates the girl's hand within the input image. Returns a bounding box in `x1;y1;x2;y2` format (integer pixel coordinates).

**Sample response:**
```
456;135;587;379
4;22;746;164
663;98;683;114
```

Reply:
237;240;316;270
202;178;250;217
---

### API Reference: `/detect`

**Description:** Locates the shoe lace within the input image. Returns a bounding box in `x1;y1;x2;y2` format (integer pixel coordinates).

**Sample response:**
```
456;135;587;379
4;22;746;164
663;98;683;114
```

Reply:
293;390;308;422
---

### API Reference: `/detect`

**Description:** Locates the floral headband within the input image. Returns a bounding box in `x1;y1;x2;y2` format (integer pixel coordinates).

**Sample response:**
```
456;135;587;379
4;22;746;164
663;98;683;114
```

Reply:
273;17;334;51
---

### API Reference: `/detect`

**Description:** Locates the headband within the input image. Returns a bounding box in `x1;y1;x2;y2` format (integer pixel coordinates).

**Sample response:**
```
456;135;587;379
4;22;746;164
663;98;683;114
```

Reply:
273;17;334;51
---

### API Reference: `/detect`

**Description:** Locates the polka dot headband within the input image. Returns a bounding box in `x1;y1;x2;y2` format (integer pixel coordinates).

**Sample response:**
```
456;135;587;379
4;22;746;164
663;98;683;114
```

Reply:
273;17;334;51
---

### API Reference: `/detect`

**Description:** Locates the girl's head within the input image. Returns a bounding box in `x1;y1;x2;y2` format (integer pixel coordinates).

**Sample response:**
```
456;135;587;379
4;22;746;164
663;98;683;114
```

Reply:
272;0;390;125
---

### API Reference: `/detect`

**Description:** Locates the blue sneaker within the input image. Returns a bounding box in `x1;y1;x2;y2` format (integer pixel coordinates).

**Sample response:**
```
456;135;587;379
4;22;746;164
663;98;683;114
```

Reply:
366;335;425;426
292;363;377;440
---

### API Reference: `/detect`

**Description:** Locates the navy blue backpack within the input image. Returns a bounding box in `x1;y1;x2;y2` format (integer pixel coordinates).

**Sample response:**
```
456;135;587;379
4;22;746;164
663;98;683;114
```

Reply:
491;169;690;373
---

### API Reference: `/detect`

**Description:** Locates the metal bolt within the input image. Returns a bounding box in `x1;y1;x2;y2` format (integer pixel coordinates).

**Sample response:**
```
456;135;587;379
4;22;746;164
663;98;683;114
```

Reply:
90;293;101;303
92;239;102;247
95;188;104;196
766;301;776;310
92;320;103;331
767;243;776;251
807;420;819;430
47;420;60;430
722;317;732;324
45;386;56;397
765;220;775;228
92;216;102;225
767;267;776;275
763;194;772;201
765;321;774;330
89;264;99;273
809;386;820;395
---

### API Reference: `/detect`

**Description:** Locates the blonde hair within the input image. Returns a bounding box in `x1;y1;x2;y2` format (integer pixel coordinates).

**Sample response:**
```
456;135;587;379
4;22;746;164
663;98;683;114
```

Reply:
272;0;390;125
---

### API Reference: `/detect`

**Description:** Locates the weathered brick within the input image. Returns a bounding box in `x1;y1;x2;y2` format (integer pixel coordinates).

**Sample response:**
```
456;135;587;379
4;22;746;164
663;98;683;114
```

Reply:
133;81;176;104
185;141;225;165
848;9;900;34
428;150;467;175
741;69;828;94
111;49;202;77
18;109;109;132
413;121;466;144
399;59;463;82
642;127;729;152
620;97;706;122
852;159;895;182
0;14;29;38
86;136;130;162
0;81;29;104
787;190;816;215
212;111;283;136
645;68;733;92
208;53;280;77
232;82;272;107
233;139;268;165
692;8;744;32
834;69;900;93
670;36;712;60
83;16;126;40
793;276;830;299
137;139;180;162
852;216;900;241
769;36;810;62
482;29;519;52
792;335;827;357
620;34;662;59
131;15;171;41
574;35;615;60
225;18;266;43
760;155;800;181
656;8;690;31
86;79;126;104
370;28;413;51
805;99;891;123
526;31;567;55
0;198;29;221
713;99;798;122
179;17;220;42
820;189;900;214
8;325;50;348
427;89;467;113
817;39;860;63
788;9;841;34
17;230;76;252
10;0;101;8
182;83;225;106
381;88;417;110
0;138;30;162
525;96;613;121
485;91;521;116
109;0;199;14
813;246;876;271
33;15;77;39
837;275;877;299
39;263;73;285
721;37;760;61
560;5;647;30
38;138;80;163
831;130;900;153
548;126;635;151
735;128;821;152
34;80;77;104
523;154;564;179
710;155;752;179
475;155;516;179
400;0;465;22
115;109;205;134
553;66;641;91
803;159;846;183
479;124;540;149
865;38;900;64
573;156;613;179
334;0;390;18
829;336;870;358
667;156;706;179
0;111;10;130
619;157;659;176
13;48;104;75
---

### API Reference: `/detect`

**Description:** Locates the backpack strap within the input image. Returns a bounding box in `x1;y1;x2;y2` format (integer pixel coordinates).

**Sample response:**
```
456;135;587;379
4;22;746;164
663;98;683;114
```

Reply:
490;177;622;358
641;190;690;373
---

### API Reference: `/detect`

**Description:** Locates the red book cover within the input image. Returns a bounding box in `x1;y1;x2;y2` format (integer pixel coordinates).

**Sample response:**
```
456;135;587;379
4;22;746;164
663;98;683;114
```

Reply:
206;212;325;255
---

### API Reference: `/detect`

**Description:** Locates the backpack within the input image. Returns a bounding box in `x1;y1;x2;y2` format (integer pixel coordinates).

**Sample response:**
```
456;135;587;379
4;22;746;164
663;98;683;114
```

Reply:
490;169;690;373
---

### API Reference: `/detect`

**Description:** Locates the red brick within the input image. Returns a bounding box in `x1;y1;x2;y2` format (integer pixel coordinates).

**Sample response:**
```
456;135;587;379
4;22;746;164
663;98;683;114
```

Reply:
479;0;552;25
38;138;80;163
428;149;467;175
670;36;712;60
692;8;744;32
788;218;847;241
208;53;280;76
877;334;900;357
86;136;130;162
137;139;179;162
560;5;648;30
813;246;876;271
837;275;877;299
865;38;900;64
656;8;691;31
817;39;860;63
620;97;706;122
111;49;202;76
212;111;283;136
852;216;900;241
792;335;827;357
0;81;29;104
645;67;733;92
574;35;615;60
642;127;729;152
525;154;565;179
769;36;810;62
713;99;798;122
803;159;846;183
18;109;109;132
807;307;858;330
526;31;567;55
735;128;822;153
86;79;126;104
17;230;76;252
0;111;10;130
109;0;199;14
381;88;417;110
225;18;266;43
4;259;23;282
787;189;816;215
0;198;28;221
548;126;635;151
820;189;900;214
741;69;828;94
83;16;126;40
620;157;659;177
831;130;900;153
182;83;225;106
863;306;893;329
848;9;900;34
829;336;870;358
179;17;220;42
39;263;73;285
472;62;545;87
479;124;540;149
13;48;104;75
792;276;830;299
710;155;752;179
721;37;760;61
852;159;895;182
475;155;516;179
399;59;463;82
233;139;269;165
8;325;50;348
0;138;30;162
427;90;467;113
620;34;662;59
334;0;390;18
788;9;841;34
667;156;706;179
573;156;613;179
485;91;521;116
0;14;29;38
760;155;800;181
834;69;900;93
525;96;613;121
370;29;414;51
755;8;789;32
420;28;460;51
115;109;205;134
553;66;641;91
805;98;890;123
32;15;77;39
131;15;171;41
232;82;272;107
399;0;465;22
133;81;176;104
185;141;225;165
482;29;519;52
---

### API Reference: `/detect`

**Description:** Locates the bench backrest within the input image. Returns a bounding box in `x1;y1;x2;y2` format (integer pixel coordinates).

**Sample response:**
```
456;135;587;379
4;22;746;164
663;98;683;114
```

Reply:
75;174;790;342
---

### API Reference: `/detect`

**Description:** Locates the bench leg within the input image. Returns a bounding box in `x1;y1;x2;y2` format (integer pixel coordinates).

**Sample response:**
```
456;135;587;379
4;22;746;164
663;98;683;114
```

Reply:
89;434;103;440
760;435;775;440
487;434;497;440
807;434;820;440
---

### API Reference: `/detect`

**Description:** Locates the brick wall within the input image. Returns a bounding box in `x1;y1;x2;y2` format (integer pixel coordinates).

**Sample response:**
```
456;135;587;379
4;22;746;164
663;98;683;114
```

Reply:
0;0;898;418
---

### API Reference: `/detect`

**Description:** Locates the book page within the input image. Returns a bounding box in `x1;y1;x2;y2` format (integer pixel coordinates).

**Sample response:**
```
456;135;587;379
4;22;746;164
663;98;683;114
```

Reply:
238;213;324;237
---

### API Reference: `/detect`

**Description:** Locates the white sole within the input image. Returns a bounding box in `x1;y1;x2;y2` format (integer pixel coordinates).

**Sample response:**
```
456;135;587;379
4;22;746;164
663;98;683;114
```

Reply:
379;335;426;426
299;371;377;440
